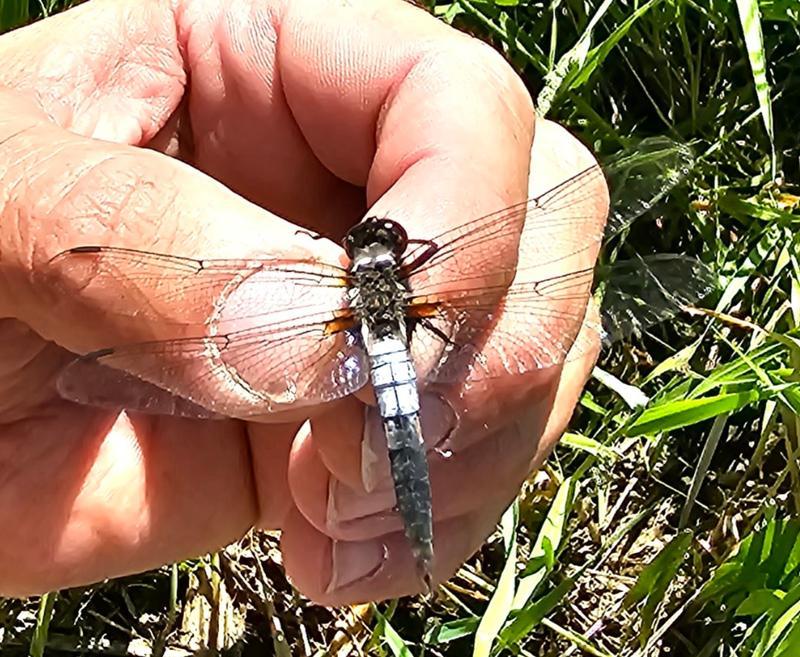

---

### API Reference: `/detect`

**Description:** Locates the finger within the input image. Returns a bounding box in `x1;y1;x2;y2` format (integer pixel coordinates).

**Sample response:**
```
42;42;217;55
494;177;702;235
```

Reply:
280;0;537;294
1;0;540;420
291;311;599;541
249;420;304;529
0;320;296;597
282;308;600;603
281;492;512;605
535;296;602;455
181;0;534;240
290;124;602;604
0;319;73;422
0;0;364;233
304;393;455;494
0;0;186;143
289;396;554;542
0;89;340;337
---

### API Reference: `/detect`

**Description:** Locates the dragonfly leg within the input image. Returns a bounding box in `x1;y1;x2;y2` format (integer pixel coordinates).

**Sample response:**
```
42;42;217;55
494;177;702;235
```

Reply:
294;228;325;241
399;239;439;275
414;317;457;347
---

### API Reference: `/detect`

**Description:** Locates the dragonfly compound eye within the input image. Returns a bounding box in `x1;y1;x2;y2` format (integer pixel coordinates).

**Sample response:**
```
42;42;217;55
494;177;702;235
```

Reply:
343;217;408;259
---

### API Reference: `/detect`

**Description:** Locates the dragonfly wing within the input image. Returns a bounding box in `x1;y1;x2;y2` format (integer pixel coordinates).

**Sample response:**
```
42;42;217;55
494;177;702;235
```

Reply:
57;360;227;419
47;246;369;417
400;165;606;384
598;254;717;345
402;163;608;299
412;254;716;386
603;137;695;240
409;268;599;385
57;320;369;418
400;142;707;388
45;246;349;344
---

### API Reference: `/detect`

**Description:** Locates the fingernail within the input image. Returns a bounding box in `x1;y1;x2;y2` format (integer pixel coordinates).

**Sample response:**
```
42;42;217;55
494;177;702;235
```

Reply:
361;393;456;492
361;407;385;493
326;539;387;593
328;476;395;526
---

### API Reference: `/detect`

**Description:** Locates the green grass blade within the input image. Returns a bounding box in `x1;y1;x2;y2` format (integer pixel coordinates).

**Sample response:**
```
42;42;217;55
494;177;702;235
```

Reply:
372;604;415;657
512;476;575;609
678;413;730;529
498;503;657;653
425;616;479;645
759;1;800;22
472;500;519;657
457;0;543;73
627;389;771;436
29;592;57;657
695;518;800;612
537;0;616;114
560;431;620;461
561;0;661;92
759;584;800;657
540;617;615;657
768;588;800;657
717;193;800;224
496;577;576;651
691;341;787;398
735;0;775;178
0;0;29;31
623;530;693;647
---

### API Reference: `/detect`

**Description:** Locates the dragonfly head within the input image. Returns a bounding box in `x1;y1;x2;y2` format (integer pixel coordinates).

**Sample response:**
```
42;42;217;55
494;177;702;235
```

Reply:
343;217;408;265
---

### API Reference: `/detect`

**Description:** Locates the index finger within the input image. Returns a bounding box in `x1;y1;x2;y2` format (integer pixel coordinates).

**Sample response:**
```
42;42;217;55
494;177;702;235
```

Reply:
277;0;534;243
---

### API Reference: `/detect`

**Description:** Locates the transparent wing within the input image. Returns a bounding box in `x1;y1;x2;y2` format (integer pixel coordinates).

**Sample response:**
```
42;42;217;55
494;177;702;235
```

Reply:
57;361;227;419
399;139;704;386
396;163;606;384
57;320;368;418
46;246;350;329
47;247;368;417
47;138;707;416
401;163;608;297
598;254;718;345
603;137;696;239
407;254;716;386
409;267;598;384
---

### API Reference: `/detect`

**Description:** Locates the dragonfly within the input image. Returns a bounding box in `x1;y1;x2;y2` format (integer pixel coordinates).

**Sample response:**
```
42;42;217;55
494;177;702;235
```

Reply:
45;137;714;593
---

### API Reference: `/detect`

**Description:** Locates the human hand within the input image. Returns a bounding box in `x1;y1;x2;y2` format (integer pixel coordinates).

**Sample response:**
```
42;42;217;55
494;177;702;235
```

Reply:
0;0;607;604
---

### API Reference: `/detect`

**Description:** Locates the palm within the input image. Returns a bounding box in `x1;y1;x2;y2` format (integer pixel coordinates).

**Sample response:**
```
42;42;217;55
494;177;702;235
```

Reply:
0;8;345;596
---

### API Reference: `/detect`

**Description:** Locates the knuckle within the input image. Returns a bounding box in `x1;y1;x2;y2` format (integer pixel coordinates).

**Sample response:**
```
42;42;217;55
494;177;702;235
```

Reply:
51;149;175;245
415;36;535;137
450;37;533;115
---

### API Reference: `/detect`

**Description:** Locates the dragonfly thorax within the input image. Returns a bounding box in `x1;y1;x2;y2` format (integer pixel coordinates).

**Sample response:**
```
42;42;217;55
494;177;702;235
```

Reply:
348;264;408;337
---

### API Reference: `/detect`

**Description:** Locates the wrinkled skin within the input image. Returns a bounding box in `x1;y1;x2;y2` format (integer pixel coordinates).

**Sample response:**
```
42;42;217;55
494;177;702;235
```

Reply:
0;0;608;604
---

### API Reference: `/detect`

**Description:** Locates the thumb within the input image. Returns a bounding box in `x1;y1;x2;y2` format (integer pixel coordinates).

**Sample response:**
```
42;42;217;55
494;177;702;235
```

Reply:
0;88;345;416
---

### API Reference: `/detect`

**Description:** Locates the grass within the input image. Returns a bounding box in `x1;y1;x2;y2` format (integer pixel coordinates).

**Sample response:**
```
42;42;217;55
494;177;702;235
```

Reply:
2;0;800;655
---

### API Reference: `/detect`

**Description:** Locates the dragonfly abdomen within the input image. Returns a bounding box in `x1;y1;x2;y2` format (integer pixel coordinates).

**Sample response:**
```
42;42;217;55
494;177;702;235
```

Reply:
367;334;419;418
363;328;434;590
385;413;433;590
